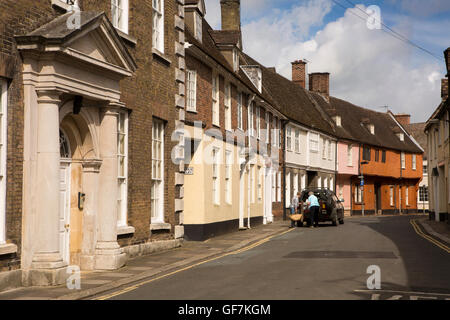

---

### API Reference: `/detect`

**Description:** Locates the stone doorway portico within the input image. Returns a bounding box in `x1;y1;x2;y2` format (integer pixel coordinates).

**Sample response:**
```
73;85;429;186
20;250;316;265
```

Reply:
15;12;136;286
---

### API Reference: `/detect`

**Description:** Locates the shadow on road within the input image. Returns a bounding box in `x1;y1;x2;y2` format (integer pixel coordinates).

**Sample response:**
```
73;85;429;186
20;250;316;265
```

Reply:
350;215;450;297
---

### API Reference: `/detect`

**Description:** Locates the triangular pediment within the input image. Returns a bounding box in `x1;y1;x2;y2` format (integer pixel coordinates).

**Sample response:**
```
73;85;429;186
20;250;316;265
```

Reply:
15;11;137;74
68;28;126;69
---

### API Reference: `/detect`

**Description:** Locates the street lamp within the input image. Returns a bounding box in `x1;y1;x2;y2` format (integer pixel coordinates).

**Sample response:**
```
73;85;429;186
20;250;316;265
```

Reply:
360;161;369;216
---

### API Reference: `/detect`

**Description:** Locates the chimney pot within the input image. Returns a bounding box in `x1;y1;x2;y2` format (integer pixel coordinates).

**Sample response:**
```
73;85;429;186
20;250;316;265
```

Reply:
291;60;307;89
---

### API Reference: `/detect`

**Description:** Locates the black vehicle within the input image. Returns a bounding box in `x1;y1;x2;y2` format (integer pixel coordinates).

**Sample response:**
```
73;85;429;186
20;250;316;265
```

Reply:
299;188;345;226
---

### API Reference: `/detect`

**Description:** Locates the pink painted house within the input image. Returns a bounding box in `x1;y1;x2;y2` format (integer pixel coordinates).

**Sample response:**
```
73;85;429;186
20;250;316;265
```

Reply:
336;140;360;215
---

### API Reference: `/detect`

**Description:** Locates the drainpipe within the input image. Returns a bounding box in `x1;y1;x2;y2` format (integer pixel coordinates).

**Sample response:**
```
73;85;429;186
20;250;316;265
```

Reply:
282;119;287;221
335;139;338;192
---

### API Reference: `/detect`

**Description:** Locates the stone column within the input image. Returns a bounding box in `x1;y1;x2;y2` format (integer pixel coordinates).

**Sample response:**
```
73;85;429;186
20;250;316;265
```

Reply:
95;103;126;270
30;90;67;285
80;159;102;271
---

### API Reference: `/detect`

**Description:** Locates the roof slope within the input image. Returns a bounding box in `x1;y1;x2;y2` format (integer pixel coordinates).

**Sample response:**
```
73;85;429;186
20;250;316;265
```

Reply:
404;122;428;158
329;97;423;153
239;52;337;136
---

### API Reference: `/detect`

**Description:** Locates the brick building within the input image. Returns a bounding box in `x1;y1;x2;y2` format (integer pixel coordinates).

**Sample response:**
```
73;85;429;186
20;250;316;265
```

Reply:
182;0;285;241
0;0;184;290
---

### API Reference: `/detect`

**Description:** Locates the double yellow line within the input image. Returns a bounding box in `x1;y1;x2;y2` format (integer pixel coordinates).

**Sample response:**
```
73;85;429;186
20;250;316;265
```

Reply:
410;219;450;254
93;228;295;300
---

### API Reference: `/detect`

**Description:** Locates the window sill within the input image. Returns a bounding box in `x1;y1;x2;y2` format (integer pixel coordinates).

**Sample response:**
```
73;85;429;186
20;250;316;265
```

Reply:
117;225;135;236
186;109;198;114
116;29;137;46
152;48;172;65
0;243;17;256
150;223;171;231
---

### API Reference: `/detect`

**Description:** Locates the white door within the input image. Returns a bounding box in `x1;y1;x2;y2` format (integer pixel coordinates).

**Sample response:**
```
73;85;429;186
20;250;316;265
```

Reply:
239;166;245;229
59;161;71;264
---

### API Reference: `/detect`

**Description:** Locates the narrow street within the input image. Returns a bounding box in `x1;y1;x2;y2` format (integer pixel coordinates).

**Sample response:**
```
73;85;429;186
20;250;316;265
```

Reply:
93;215;450;300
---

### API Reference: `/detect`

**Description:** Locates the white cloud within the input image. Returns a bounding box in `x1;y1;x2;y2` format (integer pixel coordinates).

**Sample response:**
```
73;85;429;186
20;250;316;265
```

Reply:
242;3;445;122
204;0;446;122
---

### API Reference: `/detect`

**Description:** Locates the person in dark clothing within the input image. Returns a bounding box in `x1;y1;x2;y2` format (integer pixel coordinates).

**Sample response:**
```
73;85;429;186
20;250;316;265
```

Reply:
306;192;320;228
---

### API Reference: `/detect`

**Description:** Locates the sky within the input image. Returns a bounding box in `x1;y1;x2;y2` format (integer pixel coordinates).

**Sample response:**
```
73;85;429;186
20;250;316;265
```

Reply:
204;0;450;123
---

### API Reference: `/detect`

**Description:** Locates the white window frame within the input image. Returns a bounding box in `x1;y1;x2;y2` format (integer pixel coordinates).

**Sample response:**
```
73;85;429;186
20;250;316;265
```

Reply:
212;148;220;205
328;141;333;160
0;80;7;245
324;177;328;189
310;133;319;153
151;119;165;223
186;69;197;112
272;117;277;147
330;177;334;191
256;106;261;139
401;152;406;169
265;112;270;144
294;129;300;153
225;150;232;205
317;176;322;189
152;0;164;52
212;74;220;126
233;48;239;72
278;119;282;148
347;144;353;166
117;111;129;228
237;92;243;130
225;82;232;131
286;126;292;152
194;11;202;42
112;0;129;34
248;102;254;137
412;154;417;171
322;138;327;159
301;174;306;191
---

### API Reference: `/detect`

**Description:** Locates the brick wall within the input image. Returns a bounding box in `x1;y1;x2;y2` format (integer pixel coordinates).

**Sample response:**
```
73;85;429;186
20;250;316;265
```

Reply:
0;0;60;272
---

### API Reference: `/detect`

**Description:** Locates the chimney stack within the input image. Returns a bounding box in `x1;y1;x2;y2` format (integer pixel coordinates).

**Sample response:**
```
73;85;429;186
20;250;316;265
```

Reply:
444;48;449;77
309;72;330;98
291;60;307;89
221;0;241;31
442;78;449;101
394;114;411;127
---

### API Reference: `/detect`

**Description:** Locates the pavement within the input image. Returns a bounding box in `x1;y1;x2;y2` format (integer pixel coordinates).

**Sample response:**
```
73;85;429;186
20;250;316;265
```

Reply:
416;218;450;246
0;219;291;300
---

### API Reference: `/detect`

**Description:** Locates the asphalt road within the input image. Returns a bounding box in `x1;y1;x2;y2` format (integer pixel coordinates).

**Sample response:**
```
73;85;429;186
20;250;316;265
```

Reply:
102;215;450;300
